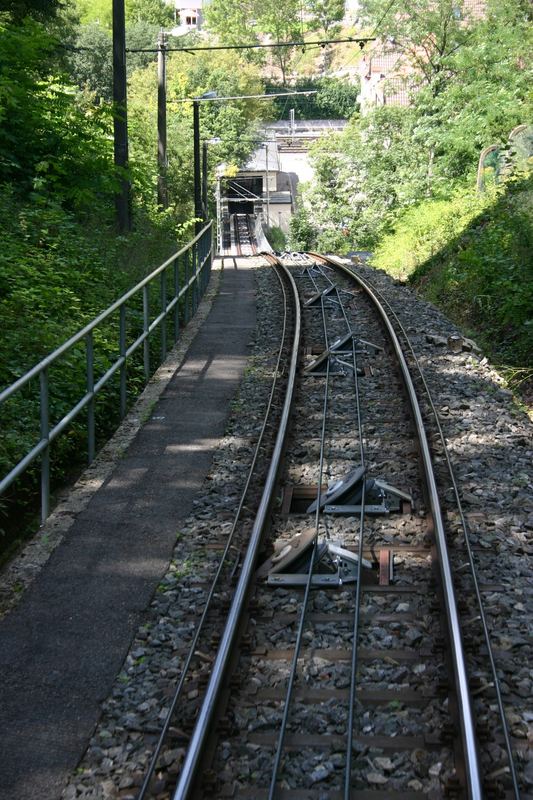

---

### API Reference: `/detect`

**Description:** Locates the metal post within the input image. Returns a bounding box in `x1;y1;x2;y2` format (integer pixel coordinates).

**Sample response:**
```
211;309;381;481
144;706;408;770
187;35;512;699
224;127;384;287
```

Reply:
40;369;50;524
174;258;180;341
157;30;168;209
112;0;131;232
86;332;95;464
216;175;222;254
265;142;271;229
119;305;127;418
290;107;295;143
143;285;150;380
193;100;202;233
160;271;167;361
202;140;208;220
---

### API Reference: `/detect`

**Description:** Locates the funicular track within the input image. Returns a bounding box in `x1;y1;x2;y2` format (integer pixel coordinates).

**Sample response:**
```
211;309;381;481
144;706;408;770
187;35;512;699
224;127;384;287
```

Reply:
234;214;258;256
138;253;522;800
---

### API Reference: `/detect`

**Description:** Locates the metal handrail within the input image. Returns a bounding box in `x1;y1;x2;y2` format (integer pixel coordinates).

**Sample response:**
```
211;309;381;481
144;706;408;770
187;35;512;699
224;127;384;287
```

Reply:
0;222;213;523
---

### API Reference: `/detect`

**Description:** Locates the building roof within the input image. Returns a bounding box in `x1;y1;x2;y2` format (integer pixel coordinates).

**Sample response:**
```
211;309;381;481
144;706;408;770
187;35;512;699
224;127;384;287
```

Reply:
240;144;280;174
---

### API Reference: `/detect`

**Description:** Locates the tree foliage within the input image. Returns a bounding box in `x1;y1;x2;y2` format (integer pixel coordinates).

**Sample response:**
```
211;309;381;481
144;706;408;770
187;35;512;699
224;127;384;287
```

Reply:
266;77;359;119
296;0;532;251
205;0;303;82
306;0;345;35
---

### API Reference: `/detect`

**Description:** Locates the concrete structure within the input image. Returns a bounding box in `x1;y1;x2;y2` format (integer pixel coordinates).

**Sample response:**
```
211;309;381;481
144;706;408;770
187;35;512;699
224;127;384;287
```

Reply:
222;142;293;233
167;0;205;30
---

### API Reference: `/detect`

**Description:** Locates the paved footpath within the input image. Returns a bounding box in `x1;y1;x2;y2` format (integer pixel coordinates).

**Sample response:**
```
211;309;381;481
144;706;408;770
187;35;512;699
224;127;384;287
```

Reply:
0;259;257;800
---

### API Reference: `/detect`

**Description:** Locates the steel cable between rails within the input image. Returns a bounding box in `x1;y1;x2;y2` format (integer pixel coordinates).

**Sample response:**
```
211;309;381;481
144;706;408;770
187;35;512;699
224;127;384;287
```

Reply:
137;258;292;800
351;271;521;799
268;347;331;800
269;263;365;797
344;334;366;800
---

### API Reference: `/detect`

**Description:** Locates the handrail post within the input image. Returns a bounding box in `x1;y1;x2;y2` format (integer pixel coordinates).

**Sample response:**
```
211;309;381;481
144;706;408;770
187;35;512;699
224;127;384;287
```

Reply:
40;369;50;523
185;250;190;324
86;332;95;463
193;242;199;314
174;257;180;342
161;271;167;362
143;285;150;380
119;305;127;419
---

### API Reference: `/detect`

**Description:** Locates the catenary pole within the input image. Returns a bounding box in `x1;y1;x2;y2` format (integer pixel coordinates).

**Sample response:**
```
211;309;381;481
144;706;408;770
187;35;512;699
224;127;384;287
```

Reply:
202;141;208;220
193;100;202;233
157;30;168;208
112;0;131;232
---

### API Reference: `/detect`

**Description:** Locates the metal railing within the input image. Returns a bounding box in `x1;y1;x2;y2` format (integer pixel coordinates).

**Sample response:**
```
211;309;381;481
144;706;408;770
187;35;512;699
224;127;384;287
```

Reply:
0;222;213;524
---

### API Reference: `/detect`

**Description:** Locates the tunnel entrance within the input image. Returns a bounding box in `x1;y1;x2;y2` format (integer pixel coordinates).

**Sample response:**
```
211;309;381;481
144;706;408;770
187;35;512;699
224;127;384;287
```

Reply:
228;176;263;197
226;176;262;215
228;199;254;214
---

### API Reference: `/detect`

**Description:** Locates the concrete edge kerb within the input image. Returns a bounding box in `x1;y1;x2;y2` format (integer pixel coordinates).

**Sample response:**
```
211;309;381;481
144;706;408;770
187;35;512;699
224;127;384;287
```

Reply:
0;260;225;620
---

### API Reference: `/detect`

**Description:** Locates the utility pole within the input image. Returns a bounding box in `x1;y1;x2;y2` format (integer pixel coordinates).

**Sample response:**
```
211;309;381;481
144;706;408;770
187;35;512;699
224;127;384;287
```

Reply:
289;108;295;144
265;142;271;229
112;0;131;232
202;141;208;220
193;100;202;233
157;29;168;209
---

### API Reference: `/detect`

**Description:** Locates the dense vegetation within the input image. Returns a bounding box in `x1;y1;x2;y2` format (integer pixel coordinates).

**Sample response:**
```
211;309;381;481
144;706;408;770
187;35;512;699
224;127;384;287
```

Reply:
289;0;532;378
0;0;270;551
1;0;531;553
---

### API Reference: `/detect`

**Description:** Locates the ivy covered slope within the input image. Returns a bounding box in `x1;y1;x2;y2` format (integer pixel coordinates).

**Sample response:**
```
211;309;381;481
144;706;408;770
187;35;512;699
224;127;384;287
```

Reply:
290;0;532;381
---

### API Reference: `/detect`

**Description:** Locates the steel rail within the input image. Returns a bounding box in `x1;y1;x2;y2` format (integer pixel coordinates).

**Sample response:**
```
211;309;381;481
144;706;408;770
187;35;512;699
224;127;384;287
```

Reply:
352;271;521;798
344;334;366;799
172;255;301;800
311;253;483;799
137;260;290;799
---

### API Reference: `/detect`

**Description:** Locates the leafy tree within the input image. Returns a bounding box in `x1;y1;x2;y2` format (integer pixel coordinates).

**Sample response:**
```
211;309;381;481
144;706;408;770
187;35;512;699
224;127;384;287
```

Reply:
68;22;113;101
204;0;261;51
258;0;303;83
205;0;302;82
300;107;427;250
127;47;267;215
75;0;173;28
125;0;173;26
359;0;473;88
75;0;113;28
267;77;359;119
2;0;59;20
305;0;345;35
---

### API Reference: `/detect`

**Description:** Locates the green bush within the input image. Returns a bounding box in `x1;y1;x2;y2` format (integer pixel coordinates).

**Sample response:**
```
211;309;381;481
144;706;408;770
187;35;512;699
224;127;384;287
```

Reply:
266;225;287;251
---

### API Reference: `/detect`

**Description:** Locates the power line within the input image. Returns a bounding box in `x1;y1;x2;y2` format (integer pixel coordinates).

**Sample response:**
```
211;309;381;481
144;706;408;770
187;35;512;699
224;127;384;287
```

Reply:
371;0;399;36
170;90;318;104
126;35;374;54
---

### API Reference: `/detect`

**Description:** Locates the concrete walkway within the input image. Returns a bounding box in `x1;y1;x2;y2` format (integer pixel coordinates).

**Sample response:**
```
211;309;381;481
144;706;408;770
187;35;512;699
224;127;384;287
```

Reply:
0;260;257;800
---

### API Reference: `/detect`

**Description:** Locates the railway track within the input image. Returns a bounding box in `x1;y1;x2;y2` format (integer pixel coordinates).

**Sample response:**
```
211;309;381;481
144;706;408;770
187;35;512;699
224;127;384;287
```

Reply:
159;252;522;800
64;252;528;800
234;214;258;256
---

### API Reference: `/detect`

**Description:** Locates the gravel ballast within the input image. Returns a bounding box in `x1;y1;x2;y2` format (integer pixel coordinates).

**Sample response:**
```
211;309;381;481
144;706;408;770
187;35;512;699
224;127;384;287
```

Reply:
55;258;532;798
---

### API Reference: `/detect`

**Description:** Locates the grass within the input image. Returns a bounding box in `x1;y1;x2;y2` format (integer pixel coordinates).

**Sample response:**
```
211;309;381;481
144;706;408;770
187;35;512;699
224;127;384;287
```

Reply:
372;176;533;401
